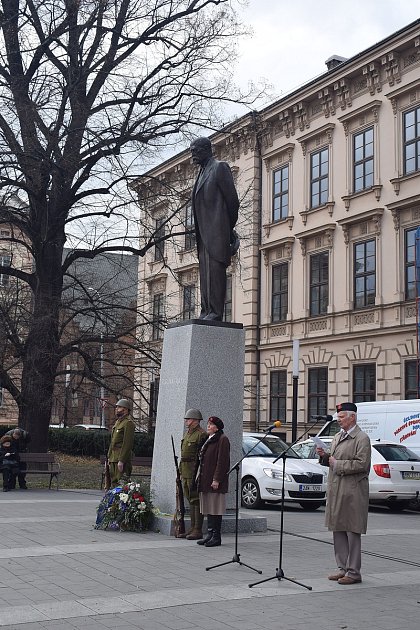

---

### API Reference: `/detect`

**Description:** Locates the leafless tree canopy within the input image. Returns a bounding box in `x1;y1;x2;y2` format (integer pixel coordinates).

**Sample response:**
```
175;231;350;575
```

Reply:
0;0;257;450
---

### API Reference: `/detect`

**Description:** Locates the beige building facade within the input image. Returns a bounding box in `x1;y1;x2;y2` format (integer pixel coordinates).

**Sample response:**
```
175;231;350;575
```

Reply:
136;20;420;439
0;214;33;426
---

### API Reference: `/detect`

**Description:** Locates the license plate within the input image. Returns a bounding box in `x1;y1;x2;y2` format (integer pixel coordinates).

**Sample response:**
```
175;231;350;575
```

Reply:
402;471;420;480
299;484;322;491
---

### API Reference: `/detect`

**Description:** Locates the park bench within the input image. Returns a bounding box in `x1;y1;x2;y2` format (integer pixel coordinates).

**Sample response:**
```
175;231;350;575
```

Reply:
99;455;153;489
19;453;61;490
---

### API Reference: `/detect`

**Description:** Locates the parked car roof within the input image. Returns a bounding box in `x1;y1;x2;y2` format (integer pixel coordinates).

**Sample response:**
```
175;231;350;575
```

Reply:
72;424;109;431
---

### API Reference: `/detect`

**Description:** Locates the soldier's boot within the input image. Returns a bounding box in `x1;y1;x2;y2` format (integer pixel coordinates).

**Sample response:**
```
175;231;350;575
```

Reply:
204;515;222;547
185;504;195;537
186;506;204;540
197;515;213;545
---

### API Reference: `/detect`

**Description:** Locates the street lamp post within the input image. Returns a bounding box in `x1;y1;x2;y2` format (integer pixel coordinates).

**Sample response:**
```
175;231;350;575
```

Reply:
292;339;300;443
88;287;106;428
100;332;105;428
62;364;71;428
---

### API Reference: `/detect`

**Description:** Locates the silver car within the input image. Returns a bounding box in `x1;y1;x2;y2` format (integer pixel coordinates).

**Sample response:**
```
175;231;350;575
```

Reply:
241;433;327;511
293;437;420;511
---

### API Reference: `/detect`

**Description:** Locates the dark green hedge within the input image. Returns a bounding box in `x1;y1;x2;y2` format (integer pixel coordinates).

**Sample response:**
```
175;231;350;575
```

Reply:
0;425;154;458
48;428;154;457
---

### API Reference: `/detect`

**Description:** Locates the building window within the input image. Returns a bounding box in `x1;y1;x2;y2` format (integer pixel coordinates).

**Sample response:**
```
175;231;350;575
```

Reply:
353;127;373;192
0;253;11;287
149;378;160;420
152;293;164;341
184;204;196;251
272;165;289;222
309;252;328;316
271;263;288;322
354;240;375;309
405;360;418;399
270;370;287;423
223;275;232;322
83;395;101;419
353;364;376;402
51;397;61;418
182;284;195;320
307;367;328;420
403;106;420;175
310;148;328;208
154;218;165;262
405;227;418;300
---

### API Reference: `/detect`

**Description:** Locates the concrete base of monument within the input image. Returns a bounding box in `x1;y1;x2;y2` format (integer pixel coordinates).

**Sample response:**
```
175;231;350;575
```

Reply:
150;320;247;517
152;511;267;536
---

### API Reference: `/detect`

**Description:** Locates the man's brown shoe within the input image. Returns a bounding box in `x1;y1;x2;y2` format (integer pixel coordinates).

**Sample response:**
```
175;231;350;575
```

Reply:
328;572;345;581
337;576;362;585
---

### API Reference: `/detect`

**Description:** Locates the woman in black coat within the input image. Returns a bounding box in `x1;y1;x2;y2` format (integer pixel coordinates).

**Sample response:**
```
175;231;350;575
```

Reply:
195;416;230;547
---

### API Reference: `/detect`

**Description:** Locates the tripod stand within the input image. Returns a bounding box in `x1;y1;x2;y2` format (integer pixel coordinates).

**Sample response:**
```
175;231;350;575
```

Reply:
249;416;326;589
205;425;283;574
206;462;262;574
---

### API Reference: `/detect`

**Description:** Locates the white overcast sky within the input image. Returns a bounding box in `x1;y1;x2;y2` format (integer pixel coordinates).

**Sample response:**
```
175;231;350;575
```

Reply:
233;0;420;113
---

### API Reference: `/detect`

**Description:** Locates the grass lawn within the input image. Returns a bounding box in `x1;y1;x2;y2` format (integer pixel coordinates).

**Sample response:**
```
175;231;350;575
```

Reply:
23;453;151;490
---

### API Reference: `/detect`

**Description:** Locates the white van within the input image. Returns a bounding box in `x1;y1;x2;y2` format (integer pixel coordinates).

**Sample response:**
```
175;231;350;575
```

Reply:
317;400;420;456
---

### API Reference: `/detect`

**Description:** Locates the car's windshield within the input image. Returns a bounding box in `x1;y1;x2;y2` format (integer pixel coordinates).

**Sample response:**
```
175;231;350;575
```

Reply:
373;444;420;461
243;435;300;459
318;420;340;436
293;442;317;459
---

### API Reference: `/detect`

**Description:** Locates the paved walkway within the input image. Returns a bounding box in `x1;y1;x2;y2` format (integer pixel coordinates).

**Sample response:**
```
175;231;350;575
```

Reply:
0;489;419;629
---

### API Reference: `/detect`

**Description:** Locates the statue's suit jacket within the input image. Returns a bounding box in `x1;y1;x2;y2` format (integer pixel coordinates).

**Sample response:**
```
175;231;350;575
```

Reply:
191;157;239;267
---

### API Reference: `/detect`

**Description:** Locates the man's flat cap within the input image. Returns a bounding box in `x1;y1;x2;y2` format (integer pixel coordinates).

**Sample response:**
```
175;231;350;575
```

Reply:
336;402;357;413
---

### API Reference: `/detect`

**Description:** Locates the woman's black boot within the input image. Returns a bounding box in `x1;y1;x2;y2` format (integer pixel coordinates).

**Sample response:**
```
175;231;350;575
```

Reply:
197;515;213;545
204;515;222;547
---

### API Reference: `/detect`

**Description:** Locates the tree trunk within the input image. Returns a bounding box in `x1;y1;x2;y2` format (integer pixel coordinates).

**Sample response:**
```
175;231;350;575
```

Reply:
19;240;64;452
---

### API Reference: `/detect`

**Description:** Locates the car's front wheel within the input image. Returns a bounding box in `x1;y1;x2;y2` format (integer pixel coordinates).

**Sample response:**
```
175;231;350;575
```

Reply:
299;501;323;511
241;477;262;509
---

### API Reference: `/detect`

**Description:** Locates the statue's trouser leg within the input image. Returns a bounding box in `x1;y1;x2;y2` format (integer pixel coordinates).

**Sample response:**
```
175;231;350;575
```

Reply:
198;246;226;320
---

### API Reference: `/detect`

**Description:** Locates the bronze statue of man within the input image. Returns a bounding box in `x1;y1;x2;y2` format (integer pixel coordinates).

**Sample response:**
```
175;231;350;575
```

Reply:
190;137;239;321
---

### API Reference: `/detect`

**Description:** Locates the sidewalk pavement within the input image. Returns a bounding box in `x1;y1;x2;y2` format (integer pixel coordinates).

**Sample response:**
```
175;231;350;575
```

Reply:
0;488;419;630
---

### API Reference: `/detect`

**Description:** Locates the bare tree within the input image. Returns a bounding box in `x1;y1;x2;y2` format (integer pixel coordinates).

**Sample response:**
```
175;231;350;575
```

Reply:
0;0;259;450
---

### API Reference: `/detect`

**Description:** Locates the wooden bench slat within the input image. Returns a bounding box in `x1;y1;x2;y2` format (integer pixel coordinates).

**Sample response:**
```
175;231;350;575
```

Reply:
18;453;61;490
99;455;152;466
99;455;152;489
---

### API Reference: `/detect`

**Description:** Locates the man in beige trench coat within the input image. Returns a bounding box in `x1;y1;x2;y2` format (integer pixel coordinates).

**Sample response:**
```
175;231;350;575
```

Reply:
317;402;371;585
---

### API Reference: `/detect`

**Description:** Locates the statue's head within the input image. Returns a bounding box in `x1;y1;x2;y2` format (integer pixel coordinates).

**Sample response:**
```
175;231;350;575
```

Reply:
190;137;212;166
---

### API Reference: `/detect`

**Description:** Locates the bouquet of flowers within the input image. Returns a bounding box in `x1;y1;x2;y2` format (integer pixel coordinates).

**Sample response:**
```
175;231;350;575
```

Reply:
95;482;154;532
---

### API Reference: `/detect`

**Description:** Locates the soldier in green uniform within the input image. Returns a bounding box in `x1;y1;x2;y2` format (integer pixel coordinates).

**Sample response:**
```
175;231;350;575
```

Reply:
179;408;207;540
107;399;135;487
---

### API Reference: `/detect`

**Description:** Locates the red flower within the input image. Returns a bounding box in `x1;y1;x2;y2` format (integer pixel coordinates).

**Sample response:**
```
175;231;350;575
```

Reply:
132;493;144;501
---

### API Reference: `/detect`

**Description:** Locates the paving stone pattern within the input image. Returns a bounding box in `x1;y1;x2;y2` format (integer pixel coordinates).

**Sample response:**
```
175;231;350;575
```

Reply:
0;489;419;629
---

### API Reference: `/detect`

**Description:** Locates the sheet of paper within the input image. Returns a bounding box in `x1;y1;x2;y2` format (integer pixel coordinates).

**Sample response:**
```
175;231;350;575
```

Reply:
312;436;329;450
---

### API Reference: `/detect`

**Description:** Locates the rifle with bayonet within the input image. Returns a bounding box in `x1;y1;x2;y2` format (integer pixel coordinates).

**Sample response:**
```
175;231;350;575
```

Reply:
171;434;186;538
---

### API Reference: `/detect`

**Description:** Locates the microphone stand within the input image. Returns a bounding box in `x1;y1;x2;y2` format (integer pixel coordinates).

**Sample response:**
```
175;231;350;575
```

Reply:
249;417;325;589
205;426;280;574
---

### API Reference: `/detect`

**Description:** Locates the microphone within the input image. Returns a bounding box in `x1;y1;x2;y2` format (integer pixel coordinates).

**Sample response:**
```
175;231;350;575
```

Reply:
310;414;333;422
266;420;282;432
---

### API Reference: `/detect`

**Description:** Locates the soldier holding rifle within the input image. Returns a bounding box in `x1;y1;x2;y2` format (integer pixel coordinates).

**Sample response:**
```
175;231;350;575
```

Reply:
173;408;207;540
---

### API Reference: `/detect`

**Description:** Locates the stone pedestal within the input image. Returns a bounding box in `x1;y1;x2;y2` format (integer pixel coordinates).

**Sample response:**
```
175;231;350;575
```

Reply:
150;320;266;534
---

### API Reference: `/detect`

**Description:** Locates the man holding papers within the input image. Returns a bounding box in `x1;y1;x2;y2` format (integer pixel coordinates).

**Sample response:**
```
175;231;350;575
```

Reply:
316;402;371;585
